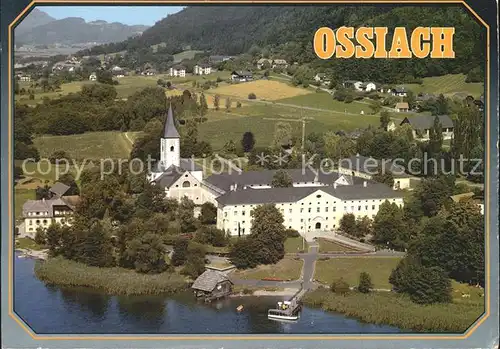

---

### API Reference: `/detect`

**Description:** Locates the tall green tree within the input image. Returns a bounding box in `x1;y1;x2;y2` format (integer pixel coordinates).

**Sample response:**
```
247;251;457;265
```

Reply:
372;201;408;249
249;204;286;264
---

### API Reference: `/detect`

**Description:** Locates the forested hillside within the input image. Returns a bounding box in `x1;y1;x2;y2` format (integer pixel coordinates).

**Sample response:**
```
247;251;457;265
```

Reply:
80;5;485;84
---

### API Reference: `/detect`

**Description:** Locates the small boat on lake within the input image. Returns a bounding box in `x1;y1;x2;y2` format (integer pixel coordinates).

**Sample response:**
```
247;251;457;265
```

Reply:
267;300;301;321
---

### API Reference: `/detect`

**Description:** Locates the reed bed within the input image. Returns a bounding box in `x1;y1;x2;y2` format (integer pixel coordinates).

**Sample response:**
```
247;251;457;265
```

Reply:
35;257;188;296
303;288;484;333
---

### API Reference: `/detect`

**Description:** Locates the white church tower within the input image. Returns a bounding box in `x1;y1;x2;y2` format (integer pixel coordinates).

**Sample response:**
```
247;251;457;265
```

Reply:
160;104;180;169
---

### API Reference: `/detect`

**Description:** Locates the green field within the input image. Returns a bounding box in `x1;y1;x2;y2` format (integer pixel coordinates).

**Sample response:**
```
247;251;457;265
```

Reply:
34;131;135;160
277;92;370;115
314;256;403;289
199;103;379;150
231;258;303;281
401;74;484;97
173;50;204;63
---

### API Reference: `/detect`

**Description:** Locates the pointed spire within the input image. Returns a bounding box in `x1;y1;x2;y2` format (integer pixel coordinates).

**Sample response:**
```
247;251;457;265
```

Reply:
163;103;180;139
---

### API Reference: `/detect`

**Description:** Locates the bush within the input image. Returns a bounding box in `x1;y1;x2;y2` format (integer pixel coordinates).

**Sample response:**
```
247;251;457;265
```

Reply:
344;95;354;103
358;272;373;293
236;101;242;108
248;93;257;100
330;277;350;295
242;288;253;294
389;257;452;304
285;228;300;238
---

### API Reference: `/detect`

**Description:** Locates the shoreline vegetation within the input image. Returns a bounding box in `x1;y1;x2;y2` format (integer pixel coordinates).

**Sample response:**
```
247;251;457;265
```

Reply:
303;287;484;333
34;257;189;296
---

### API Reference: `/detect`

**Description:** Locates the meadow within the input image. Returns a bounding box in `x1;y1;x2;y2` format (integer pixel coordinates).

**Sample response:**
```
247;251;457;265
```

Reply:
317;238;362;253
314;256;403;289
210;80;312;101
401;74;484;97
33;131;137;160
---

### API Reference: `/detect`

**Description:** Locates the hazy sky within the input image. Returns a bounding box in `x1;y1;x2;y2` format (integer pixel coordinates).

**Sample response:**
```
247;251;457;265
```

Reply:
39;6;184;26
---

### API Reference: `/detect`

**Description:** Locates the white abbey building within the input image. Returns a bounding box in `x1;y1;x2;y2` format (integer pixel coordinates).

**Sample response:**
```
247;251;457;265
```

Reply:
150;106;405;236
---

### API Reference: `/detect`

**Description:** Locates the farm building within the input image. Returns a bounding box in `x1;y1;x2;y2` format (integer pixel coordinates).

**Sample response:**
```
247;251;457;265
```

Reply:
400;114;454;140
192;270;233;301
89;73;97;81
231;70;253;82
395;102;409;112
343;80;363;91
314;73;330;85
391;87;407;97
257;58;272;69
272;59;288;68
360;82;377;92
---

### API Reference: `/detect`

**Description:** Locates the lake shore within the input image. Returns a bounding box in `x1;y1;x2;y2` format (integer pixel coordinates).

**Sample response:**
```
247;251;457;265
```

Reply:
303;287;484;332
34;256;189;296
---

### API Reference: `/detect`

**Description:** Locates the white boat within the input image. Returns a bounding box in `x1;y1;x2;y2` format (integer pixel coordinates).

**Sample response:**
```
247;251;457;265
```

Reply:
267;301;301;321
268;309;300;321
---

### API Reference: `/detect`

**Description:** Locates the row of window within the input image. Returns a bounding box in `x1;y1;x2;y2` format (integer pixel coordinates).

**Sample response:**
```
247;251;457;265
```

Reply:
26;211;49;217
226;204;385;217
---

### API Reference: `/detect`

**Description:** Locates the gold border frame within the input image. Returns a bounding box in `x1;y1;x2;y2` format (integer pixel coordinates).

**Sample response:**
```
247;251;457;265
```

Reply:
7;0;491;340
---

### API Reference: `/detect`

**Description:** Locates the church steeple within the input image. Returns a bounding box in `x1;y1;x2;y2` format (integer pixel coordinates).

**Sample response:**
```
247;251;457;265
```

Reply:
160;103;180;169
163;103;180;139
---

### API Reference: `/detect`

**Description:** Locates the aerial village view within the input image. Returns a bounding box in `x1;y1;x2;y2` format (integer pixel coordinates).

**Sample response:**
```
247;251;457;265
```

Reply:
12;4;486;334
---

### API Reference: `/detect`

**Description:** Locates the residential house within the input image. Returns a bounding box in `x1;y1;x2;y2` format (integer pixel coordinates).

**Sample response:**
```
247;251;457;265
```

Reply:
386;121;396;132
142;68;157;76
89;72;97;81
338;154;412;190
17;74;31;82
192;270;233;301
272;59;288;69
231;70;253;82
21;183;80;238
257;58;273;70
400;114;454;140
194;63;212;75
169;65;186;77
314;73;330;85
391;87;407;97
395;102;409;113
111;66;126;78
360;82;377;92
343;80;363;91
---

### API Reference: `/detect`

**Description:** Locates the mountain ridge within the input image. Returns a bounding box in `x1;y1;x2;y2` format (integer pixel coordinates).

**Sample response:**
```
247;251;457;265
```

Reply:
15;8;149;45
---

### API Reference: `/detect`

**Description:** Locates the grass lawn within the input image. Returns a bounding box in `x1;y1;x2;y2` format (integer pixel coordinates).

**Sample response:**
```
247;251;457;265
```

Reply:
34;131;134;160
285;237;307;253
314;256;403;289
231;258;303;281
15;237;44;250
14;188;35;219
317;238;362;253
401;74;484;97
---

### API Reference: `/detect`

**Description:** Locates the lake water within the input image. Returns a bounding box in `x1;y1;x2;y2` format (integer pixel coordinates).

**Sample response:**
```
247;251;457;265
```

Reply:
14;253;400;334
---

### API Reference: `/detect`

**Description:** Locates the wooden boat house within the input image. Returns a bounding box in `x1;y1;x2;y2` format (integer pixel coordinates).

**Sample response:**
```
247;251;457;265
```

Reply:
191;270;233;301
